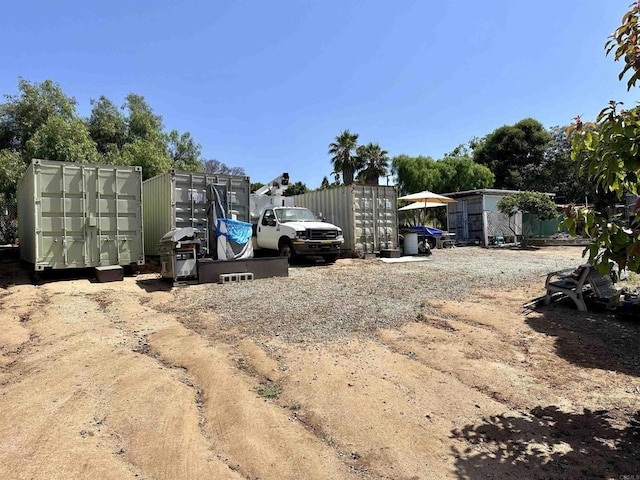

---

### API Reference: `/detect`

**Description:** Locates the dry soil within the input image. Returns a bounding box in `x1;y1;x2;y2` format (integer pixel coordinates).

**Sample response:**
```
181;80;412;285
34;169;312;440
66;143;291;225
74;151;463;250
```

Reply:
0;247;639;480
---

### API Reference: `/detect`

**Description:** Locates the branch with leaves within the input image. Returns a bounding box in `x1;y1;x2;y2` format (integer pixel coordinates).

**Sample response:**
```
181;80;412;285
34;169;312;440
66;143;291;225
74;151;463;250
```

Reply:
564;1;640;273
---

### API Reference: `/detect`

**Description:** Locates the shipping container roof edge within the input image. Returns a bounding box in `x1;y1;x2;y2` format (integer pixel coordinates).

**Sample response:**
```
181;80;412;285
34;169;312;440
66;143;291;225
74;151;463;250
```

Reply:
163;168;250;181
29;158;142;172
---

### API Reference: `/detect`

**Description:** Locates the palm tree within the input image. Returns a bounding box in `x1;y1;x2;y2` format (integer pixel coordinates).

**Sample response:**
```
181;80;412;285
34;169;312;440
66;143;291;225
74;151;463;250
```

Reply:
328;130;361;185
356;142;389;185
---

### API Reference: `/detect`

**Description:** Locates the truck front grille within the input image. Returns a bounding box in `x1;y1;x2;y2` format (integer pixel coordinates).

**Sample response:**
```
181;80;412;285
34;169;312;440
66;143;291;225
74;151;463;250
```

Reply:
308;229;338;240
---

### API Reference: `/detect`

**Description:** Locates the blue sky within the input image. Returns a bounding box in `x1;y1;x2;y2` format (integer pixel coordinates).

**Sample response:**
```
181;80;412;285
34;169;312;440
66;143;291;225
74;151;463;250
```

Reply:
1;1;638;188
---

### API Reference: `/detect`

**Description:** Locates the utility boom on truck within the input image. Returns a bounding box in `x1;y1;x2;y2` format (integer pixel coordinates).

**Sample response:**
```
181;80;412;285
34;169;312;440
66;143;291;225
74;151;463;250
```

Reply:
250;173;344;263
254;172;290;196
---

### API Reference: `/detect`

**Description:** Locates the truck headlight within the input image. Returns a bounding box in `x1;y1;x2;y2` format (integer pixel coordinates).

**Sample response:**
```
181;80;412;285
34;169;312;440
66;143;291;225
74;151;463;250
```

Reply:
295;230;307;239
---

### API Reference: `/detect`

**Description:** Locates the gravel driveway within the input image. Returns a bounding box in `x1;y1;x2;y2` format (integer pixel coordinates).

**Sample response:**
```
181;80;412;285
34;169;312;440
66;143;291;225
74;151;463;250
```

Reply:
161;246;587;343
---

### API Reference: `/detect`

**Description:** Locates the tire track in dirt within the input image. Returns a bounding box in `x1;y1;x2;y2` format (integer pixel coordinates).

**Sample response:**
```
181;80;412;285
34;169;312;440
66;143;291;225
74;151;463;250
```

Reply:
147;323;361;479
0;279;239;480
92;284;362;479
254;338;513;480
377;301;556;413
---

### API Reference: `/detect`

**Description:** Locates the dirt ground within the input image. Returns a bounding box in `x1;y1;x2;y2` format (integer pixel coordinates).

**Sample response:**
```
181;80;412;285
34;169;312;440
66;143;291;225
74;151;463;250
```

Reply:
0;246;639;480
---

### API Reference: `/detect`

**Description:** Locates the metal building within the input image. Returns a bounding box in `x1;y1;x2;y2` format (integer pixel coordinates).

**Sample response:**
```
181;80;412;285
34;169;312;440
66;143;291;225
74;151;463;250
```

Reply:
293;184;398;256
17;159;145;271
142;170;251;256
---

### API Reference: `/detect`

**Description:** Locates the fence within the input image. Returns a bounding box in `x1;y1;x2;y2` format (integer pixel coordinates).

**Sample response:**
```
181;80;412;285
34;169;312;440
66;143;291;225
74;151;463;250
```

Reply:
483;210;521;244
0;199;18;245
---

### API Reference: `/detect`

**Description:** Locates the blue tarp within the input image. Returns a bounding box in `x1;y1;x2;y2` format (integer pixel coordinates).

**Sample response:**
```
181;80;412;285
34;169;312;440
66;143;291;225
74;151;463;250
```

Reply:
217;218;253;244
409;225;445;237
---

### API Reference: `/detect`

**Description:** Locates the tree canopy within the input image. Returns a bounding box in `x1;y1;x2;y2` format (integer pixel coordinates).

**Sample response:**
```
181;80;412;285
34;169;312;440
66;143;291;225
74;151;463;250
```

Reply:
391;153;494;195
565;1;640;273
328;130;361;185
356;142;390;185
473;118;550;190
0;78;242;205
201;159;246;176
282;181;308;196
391;154;439;195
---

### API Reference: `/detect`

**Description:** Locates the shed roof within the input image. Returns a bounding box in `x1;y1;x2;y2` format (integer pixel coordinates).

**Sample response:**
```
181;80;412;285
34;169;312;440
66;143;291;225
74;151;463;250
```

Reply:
441;189;521;198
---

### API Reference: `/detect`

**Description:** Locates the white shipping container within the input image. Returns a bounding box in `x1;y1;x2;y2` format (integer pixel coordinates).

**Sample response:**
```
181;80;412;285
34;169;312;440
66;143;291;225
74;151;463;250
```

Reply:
17;159;145;271
294;185;398;256
142;170;251;256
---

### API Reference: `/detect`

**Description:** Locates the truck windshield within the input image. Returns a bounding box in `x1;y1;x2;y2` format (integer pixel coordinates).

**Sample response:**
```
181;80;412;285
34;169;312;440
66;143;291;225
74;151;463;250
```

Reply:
275;208;317;223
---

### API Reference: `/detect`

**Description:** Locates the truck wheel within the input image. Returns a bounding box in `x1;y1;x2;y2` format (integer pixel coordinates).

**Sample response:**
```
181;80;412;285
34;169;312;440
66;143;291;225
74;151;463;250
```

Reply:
279;240;296;263
322;254;339;264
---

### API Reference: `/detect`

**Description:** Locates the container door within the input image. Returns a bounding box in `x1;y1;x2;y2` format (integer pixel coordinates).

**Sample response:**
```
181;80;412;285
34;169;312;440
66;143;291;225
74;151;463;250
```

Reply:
38;162;89;268
206;183;228;256
173;172;209;254
375;189;396;250
83;166;98;266
94;167;128;266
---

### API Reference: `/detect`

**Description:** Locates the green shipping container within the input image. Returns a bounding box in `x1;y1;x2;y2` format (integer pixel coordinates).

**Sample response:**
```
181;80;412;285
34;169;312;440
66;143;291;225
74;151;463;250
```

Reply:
142;170;251;256
293;185;399;256
17;159;145;271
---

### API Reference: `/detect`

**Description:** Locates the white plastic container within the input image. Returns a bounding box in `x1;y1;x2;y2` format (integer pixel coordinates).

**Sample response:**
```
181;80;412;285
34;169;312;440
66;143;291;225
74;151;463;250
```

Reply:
403;232;418;255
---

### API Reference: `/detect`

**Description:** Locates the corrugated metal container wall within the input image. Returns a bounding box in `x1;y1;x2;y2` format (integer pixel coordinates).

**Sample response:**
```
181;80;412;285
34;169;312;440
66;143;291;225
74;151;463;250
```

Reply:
142;170;251;256
294;185;398;256
17;159;144;271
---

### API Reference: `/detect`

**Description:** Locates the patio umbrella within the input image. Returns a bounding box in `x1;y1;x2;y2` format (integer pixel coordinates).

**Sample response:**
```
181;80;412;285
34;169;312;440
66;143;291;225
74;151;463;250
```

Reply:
398;191;455;231
397;190;456;203
398;201;448;211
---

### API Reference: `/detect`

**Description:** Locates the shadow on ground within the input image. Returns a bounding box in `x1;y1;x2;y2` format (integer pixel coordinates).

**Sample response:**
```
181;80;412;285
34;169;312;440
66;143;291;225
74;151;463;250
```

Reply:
451;406;640;479
525;300;640;378
135;277;173;292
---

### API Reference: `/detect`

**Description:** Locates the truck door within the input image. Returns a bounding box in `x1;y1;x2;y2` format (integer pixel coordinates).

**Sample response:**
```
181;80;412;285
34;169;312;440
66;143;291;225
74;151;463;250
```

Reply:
258;208;279;249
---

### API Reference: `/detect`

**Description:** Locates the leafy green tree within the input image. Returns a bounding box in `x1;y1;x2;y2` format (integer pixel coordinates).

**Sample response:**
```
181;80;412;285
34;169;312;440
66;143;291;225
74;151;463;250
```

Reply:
87;95;127;158
392;153;493;195
498;191;557;246
435;155;494;193
201;159;246;176
539;126;586;203
26;116;99;164
356;142;389;185
120;137;171;180
167;130;202;172
328;130;361;185
319;176;331;190
0;150;24;201
564;2;640;273
0;79;77;153
282;181;308;196
391;154;439;195
250;182;264;193
474;118;551;190
0;79;216;191
120;94;171;179
124;94;164;141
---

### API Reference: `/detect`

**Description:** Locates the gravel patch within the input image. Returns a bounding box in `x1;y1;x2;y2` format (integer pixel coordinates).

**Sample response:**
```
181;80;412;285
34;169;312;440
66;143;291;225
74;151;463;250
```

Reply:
159;247;587;344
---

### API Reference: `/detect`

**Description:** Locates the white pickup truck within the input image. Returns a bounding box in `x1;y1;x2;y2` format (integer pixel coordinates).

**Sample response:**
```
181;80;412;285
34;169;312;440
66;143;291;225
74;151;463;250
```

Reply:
252;206;343;263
